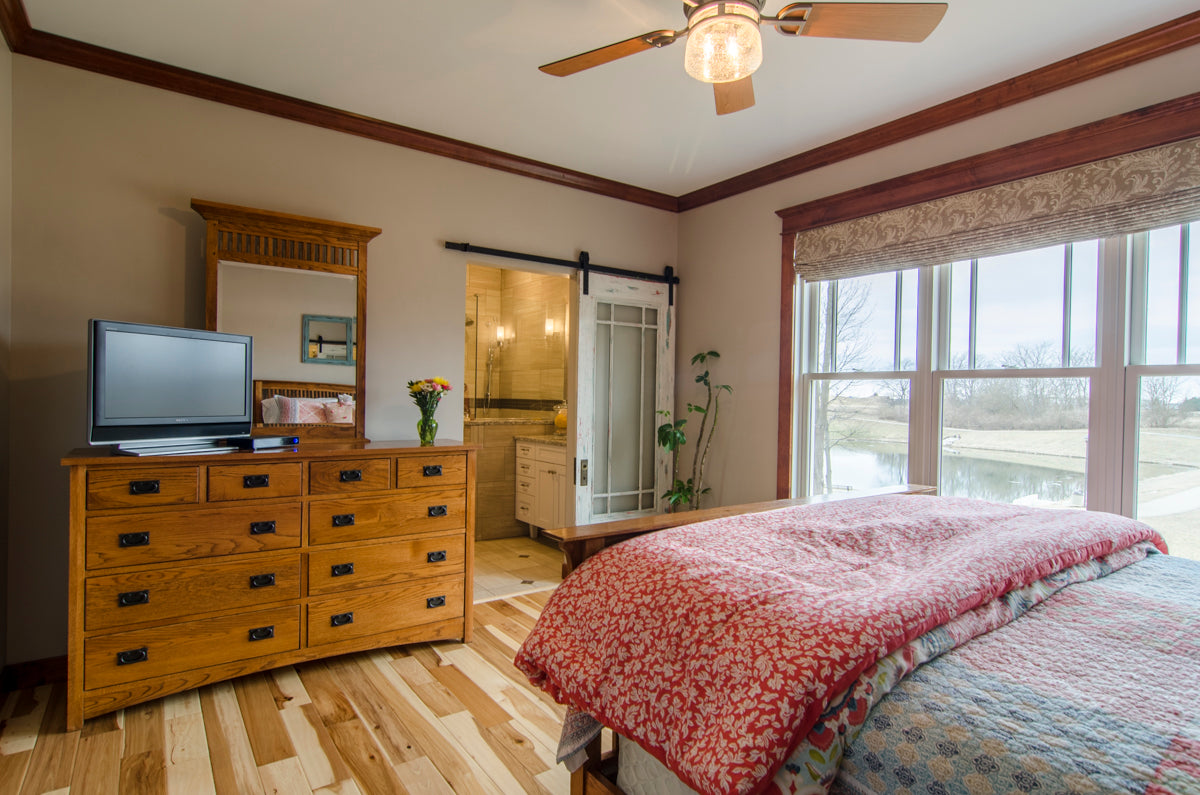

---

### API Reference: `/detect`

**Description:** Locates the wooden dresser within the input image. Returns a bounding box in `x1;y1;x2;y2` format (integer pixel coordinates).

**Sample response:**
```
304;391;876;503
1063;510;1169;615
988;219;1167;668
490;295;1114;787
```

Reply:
62;440;475;730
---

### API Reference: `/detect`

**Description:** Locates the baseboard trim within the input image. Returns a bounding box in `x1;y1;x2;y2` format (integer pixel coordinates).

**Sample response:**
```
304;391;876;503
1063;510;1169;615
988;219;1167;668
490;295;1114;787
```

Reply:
0;655;67;692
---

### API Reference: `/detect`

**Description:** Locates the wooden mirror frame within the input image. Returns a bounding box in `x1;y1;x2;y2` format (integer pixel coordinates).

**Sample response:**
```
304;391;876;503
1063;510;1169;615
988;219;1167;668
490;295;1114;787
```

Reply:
193;199;381;441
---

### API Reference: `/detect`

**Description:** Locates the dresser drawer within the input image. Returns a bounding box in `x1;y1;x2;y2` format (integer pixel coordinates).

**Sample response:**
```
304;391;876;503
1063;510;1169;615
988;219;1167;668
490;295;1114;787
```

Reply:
208;463;302;501
86;467;200;511
309;458;391;495
516;495;533;523
85;504;302;569
307;577;464;646
515;442;535;460
84;606;300;690
85;553;301;631
516;459;534;479
396;454;467;489
516;475;535;497
309;488;466;545
308;535;465;596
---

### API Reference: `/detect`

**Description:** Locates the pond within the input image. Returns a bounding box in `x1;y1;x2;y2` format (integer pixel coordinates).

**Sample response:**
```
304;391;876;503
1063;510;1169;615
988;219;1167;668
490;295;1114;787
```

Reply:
826;445;1086;505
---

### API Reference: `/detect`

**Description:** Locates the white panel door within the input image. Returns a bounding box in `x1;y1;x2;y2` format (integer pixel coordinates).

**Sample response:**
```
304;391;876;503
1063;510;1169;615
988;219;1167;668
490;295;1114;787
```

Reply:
570;272;674;525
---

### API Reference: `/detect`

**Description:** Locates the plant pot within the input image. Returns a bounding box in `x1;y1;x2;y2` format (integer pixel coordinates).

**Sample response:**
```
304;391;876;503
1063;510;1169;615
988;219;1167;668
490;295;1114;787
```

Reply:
417;414;438;446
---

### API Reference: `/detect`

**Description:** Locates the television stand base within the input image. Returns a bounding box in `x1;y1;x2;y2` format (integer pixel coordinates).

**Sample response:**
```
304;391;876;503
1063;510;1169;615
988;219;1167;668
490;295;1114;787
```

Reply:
114;440;236;456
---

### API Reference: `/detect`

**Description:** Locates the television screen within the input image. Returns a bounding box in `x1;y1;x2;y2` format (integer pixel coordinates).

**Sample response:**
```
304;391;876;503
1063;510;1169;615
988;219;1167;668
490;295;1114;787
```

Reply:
89;320;253;449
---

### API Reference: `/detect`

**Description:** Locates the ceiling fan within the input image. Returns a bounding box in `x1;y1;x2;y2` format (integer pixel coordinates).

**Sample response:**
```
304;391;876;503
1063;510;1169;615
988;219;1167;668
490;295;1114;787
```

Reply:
539;1;948;115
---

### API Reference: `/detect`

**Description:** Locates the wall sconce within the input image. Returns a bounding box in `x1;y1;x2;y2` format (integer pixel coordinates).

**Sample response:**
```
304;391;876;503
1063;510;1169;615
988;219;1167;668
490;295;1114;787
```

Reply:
496;325;508;348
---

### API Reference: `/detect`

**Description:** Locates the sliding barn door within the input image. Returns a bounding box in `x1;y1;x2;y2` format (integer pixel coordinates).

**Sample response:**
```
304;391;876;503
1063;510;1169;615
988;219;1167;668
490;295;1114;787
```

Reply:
571;272;674;525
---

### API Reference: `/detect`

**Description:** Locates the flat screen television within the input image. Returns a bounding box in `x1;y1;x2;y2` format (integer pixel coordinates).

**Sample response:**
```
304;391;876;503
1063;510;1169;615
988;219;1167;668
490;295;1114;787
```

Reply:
88;319;253;453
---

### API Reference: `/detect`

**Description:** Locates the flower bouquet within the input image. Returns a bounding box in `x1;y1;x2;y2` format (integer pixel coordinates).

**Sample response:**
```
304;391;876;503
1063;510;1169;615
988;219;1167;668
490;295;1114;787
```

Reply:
408;377;452;445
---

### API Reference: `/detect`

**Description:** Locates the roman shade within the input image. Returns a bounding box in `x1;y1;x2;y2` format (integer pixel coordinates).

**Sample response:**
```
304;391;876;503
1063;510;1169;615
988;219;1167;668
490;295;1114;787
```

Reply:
793;136;1200;282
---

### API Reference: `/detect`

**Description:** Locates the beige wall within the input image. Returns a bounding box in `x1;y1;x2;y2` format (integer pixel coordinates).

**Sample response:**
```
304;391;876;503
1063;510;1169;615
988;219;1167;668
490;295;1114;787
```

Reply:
674;44;1200;508
0;41;11;670
7;56;677;663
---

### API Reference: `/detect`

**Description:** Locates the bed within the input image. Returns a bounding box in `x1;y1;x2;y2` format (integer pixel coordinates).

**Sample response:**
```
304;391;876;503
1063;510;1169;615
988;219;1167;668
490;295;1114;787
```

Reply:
252;378;360;440
515;489;1200;795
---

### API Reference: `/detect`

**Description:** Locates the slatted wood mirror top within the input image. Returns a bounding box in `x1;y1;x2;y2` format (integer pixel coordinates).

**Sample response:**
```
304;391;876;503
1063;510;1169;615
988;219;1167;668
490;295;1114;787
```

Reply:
194;199;381;441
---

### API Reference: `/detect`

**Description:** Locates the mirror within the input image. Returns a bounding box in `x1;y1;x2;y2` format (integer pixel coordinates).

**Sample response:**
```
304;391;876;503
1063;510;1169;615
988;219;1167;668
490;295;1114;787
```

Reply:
193;199;380;441
301;314;355;365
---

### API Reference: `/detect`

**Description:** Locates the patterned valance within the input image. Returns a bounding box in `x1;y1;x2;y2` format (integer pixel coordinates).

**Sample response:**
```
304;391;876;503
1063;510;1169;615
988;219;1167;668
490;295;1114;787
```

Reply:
793;136;1200;282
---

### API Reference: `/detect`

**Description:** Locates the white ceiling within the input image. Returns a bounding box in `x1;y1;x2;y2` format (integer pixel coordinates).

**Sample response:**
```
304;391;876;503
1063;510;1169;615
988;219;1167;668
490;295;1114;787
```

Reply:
22;0;1200;196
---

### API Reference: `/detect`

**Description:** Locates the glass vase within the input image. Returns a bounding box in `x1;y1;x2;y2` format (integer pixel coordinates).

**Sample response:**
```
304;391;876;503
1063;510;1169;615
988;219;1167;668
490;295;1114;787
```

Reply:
417;413;438;446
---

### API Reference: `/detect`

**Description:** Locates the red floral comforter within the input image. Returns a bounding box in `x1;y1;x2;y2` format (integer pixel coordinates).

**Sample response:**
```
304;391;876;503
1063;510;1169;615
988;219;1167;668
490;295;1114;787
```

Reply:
514;495;1167;795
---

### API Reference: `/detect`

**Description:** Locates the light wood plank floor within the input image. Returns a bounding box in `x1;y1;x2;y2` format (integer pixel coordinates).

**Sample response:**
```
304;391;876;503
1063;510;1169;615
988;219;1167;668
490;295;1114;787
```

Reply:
0;591;568;795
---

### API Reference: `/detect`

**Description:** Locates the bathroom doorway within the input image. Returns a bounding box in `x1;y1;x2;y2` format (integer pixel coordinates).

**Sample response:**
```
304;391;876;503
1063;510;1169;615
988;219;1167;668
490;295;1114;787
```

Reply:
465;265;570;540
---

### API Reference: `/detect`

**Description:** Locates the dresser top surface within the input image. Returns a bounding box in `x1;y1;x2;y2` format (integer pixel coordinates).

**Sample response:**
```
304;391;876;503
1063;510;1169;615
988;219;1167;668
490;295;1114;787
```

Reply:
63;439;477;467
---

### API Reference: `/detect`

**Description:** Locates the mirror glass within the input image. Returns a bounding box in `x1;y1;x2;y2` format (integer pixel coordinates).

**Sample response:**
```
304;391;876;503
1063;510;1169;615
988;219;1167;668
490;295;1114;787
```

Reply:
217;261;357;388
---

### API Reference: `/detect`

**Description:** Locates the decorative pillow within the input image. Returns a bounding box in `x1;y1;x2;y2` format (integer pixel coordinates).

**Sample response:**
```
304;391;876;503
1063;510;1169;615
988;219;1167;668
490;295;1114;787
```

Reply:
324;402;354;424
261;396;281;424
276;396;328;424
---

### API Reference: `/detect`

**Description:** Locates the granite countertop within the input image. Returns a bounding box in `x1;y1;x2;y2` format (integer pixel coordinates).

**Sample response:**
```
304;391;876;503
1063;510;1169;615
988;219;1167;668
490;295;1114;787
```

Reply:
513;434;567;446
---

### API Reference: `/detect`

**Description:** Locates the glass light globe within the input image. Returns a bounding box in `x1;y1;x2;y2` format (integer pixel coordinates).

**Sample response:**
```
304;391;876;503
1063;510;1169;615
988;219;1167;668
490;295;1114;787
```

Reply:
684;2;763;84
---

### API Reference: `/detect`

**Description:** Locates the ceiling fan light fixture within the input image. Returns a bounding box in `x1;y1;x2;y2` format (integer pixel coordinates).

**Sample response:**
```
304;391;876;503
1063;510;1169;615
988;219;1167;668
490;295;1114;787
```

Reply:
684;2;763;84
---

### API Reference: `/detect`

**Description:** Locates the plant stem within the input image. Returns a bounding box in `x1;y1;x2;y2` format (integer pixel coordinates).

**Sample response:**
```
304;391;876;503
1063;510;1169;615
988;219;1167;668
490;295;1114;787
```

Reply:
693;389;722;510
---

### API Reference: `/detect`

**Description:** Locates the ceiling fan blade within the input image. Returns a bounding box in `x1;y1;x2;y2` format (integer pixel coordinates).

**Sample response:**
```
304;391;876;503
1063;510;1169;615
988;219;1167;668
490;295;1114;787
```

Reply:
539;30;677;77
801;3;947;42
714;77;755;116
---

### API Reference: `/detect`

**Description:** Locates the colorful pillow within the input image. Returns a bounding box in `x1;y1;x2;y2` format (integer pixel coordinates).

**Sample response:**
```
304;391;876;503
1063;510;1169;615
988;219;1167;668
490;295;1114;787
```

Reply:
261;396;281;424
276;396;328;424
324;402;354;423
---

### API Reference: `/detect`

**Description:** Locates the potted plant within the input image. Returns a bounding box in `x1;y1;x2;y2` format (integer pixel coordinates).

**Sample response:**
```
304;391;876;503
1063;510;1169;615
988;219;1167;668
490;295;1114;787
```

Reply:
657;351;732;511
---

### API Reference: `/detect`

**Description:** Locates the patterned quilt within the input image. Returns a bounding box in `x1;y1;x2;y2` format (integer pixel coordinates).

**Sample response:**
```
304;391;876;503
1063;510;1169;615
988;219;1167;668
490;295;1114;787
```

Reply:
831;550;1200;795
514;495;1166;795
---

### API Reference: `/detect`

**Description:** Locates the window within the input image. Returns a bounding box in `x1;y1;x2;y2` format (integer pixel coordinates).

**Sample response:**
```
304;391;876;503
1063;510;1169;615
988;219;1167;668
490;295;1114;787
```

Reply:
797;220;1200;560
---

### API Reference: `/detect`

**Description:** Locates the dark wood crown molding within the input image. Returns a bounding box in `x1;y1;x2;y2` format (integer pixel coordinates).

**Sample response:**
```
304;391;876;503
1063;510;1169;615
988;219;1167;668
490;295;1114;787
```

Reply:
681;9;1200;211
0;0;677;213
0;0;1197;214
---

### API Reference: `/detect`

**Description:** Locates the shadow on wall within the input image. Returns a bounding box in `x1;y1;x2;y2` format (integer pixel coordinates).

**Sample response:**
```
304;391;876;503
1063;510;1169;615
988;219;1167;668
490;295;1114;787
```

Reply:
7;368;84;663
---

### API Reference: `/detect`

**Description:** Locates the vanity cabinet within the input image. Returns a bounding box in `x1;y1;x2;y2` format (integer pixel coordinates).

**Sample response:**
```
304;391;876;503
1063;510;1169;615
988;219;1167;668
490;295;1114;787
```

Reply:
63;441;474;730
515;438;568;534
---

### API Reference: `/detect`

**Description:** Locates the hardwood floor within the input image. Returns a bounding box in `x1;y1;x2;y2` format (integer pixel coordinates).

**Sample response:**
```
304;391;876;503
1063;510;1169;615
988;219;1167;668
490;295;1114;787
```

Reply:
0;590;569;794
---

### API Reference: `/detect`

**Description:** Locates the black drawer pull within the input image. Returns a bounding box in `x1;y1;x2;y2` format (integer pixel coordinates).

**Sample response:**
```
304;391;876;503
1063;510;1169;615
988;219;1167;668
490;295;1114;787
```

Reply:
243;474;270;489
422;465;443;477
129;479;160;495
427;505;448;518
339;469;363;482
331;563;355;577
426;596;446;609
249;521;276;535
249;573;276;589
117;589;149;607
248;625;275;641
118;532;150;548
426;550;447;563
330;612;354;627
331;513;355;527
116;647;148;666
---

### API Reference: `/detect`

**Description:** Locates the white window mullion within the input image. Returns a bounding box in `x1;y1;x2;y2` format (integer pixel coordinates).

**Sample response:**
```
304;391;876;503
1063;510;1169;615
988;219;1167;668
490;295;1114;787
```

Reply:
1089;236;1130;515
908;266;938;488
